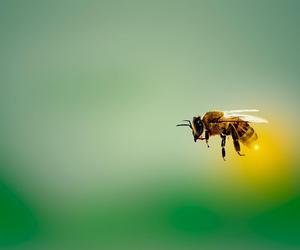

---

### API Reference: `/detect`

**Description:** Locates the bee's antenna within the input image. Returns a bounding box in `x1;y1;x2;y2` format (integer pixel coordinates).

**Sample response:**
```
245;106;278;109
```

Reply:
176;120;192;128
182;120;192;126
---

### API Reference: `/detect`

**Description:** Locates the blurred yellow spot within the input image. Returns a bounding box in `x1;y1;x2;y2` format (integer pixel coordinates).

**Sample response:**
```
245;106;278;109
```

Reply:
226;123;294;200
207;118;297;209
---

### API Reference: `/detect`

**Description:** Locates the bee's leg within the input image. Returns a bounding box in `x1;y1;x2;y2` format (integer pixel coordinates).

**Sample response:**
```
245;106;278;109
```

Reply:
230;125;245;156
205;130;210;148
221;135;226;161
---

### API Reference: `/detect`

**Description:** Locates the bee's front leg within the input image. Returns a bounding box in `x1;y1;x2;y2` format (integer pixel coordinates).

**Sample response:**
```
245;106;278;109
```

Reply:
205;131;210;148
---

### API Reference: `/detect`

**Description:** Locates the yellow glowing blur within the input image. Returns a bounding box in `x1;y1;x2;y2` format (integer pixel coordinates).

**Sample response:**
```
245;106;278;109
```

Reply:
231;122;294;197
197;115;298;208
206;119;296;203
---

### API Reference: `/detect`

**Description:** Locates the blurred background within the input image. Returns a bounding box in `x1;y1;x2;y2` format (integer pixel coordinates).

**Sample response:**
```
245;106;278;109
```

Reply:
1;0;300;249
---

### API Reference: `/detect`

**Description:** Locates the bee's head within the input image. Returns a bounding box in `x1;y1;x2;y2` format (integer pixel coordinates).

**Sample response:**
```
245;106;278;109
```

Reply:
176;116;204;142
192;116;204;142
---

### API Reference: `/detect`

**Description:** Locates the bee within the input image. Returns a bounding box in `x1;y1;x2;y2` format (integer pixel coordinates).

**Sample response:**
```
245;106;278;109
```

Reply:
177;109;268;160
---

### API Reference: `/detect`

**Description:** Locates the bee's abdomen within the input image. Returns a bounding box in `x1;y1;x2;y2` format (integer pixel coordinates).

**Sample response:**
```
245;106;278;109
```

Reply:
233;122;258;147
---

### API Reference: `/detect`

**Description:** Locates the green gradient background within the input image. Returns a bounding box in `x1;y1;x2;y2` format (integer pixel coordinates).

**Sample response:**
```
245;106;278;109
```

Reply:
1;0;300;249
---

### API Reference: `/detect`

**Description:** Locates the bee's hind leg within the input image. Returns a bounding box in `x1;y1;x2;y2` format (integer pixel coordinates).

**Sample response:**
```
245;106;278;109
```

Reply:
230;125;245;156
221;135;226;161
205;131;210;148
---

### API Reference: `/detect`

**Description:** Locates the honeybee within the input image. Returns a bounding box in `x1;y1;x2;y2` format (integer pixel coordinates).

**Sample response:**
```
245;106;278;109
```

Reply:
177;109;268;160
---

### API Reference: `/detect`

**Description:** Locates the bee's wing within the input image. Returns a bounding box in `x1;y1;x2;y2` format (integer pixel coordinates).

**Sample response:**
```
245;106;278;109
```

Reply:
223;109;268;123
224;109;259;116
222;113;268;123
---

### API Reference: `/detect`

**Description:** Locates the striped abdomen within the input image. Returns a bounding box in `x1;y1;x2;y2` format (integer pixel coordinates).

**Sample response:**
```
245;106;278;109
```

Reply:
233;122;258;147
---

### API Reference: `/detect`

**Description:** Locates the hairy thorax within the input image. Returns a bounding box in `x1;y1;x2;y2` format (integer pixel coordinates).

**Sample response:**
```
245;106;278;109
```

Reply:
202;111;228;136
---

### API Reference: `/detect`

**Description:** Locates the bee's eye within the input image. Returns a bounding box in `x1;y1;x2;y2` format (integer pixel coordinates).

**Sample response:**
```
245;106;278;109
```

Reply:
194;119;203;134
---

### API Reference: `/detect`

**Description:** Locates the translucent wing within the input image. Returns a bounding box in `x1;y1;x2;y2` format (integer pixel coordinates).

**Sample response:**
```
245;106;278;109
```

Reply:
224;109;259;116
222;109;268;123
225;114;268;123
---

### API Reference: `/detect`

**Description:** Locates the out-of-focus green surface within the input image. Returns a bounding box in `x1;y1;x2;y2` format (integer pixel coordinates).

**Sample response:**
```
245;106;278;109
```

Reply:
1;0;300;249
